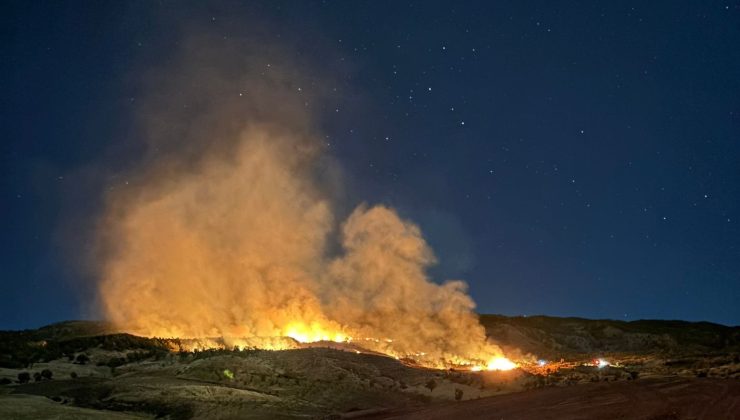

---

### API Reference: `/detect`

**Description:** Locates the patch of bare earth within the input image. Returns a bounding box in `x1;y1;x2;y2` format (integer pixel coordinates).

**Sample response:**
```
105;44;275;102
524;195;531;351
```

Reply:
370;378;740;420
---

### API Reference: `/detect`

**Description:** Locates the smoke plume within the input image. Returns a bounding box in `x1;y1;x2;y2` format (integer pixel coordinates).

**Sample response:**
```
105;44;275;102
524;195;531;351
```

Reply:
96;32;503;367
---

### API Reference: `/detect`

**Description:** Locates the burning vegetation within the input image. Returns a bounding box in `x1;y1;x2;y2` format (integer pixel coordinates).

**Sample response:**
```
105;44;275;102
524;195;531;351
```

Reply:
94;34;517;373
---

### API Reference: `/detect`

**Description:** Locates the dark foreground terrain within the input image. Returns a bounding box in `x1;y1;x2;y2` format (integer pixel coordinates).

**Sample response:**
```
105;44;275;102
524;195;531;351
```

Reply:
1;316;738;419
374;377;740;420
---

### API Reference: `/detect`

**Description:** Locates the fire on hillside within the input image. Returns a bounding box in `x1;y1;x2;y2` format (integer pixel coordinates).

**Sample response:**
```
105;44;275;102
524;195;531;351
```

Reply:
152;320;519;372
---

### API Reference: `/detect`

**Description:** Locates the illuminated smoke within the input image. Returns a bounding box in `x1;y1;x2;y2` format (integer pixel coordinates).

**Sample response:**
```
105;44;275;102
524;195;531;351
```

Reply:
325;205;500;364
96;33;505;367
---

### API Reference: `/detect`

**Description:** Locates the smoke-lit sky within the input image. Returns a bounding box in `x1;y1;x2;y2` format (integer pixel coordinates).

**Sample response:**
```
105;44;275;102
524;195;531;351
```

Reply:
2;1;739;329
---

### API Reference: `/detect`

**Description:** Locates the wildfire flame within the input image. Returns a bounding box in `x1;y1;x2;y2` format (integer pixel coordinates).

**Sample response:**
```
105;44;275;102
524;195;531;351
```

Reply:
486;357;518;371
283;322;348;344
163;320;517;371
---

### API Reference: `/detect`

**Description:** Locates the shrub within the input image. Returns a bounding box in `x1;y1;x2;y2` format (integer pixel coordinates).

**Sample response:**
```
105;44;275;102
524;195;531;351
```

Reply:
103;357;127;368
454;388;464;401
75;354;90;365
41;369;53;380
70;371;78;379
17;372;30;384
425;378;437;393
33;372;42;382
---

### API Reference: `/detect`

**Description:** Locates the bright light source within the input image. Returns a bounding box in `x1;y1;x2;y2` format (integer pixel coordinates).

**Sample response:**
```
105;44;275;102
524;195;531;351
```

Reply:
537;359;547;367
487;357;517;371
597;358;609;368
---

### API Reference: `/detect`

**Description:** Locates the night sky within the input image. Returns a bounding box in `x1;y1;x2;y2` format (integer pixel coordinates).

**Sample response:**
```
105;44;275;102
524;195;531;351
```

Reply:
2;1;739;329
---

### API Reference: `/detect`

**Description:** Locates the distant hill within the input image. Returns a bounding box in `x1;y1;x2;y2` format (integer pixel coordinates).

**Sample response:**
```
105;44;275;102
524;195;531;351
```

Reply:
0;322;168;369
480;314;740;358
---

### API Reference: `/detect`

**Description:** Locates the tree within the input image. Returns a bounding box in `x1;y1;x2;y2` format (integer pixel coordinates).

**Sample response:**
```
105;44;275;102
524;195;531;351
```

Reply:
454;388;464;401
41;369;53;380
33;372;42;382
425;378;437;393
17;372;30;384
75;354;90;365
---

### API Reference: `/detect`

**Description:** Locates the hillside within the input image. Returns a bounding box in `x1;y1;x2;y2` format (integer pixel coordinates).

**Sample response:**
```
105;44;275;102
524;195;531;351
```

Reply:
480;315;740;358
1;315;738;419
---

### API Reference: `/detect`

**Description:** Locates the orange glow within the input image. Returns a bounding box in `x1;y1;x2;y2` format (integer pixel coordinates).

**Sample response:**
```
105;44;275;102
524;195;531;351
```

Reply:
487;357;517;371
283;322;348;343
466;356;518;372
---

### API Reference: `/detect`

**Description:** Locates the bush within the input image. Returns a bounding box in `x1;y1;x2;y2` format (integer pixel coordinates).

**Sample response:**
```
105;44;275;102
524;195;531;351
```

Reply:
425;378;437;393
70;371;78;379
75;354;90;365
101;357;127;368
33;372;42;382
454;388;464;401
41;369;53;380
17;372;30;384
